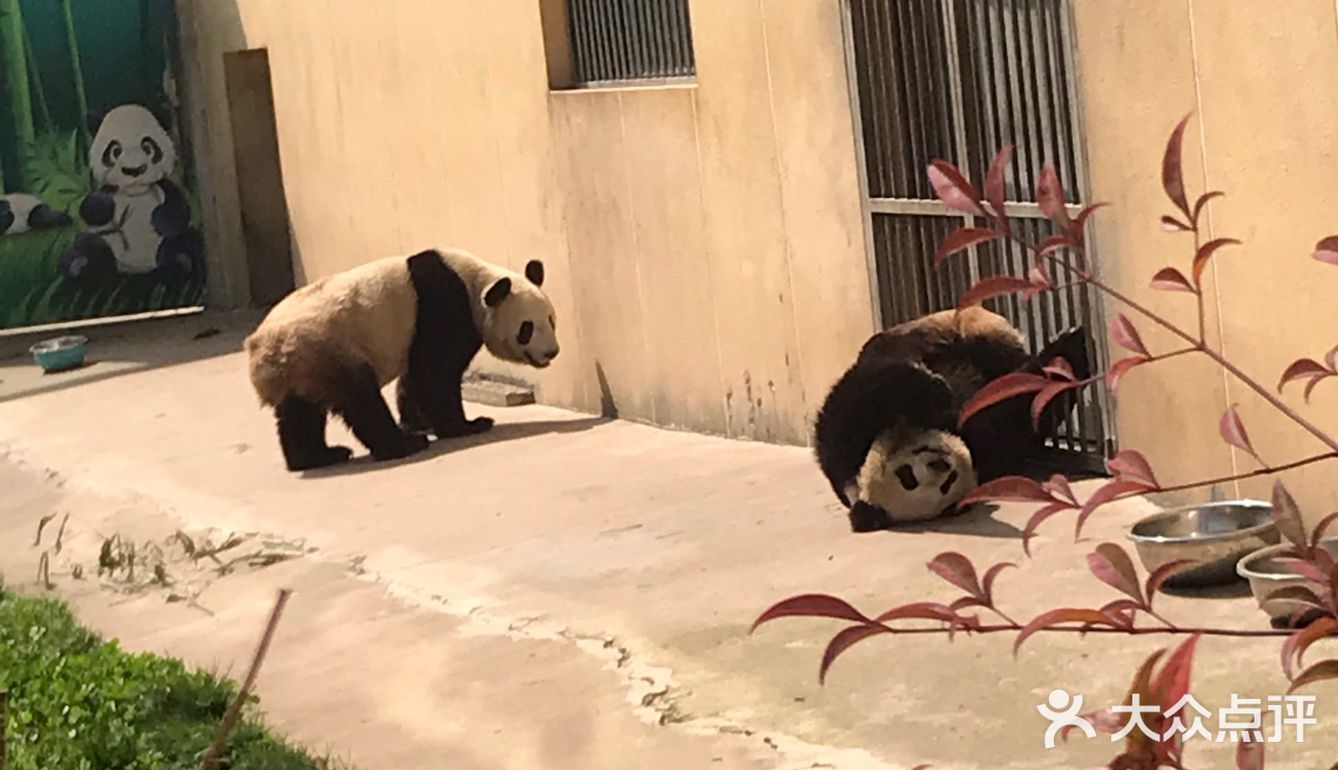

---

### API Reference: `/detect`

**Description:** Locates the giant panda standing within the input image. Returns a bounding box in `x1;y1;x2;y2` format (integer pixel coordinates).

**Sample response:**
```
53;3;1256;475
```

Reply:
244;247;560;472
813;306;1091;532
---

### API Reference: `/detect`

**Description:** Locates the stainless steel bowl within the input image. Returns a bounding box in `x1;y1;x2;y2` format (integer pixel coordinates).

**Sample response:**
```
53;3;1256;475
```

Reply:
1237;538;1338;621
1126;500;1279;589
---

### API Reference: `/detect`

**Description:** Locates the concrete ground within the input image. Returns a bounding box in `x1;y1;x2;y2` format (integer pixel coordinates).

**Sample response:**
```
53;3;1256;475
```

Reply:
0;312;1333;769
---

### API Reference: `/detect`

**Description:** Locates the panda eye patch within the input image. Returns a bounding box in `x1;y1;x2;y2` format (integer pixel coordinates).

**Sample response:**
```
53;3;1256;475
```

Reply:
517;321;534;345
927;458;951;473
142;137;163;163
102;140;123;167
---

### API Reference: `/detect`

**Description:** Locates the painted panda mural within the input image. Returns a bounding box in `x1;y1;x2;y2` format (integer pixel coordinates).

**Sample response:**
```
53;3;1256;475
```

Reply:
813;306;1091;532
244;247;560;472
0;193;72;236
59;104;204;285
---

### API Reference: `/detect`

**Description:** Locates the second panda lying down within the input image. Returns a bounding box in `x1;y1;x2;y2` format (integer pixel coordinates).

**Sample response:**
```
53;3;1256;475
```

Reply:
814;306;1091;532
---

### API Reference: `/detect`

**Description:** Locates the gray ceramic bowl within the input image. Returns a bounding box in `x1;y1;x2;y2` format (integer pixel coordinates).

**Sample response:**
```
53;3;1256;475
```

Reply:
1236;538;1338;622
1127;500;1279;589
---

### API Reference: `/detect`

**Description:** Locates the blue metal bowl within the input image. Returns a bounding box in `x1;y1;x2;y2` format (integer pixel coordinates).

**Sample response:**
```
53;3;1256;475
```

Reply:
29;335;88;373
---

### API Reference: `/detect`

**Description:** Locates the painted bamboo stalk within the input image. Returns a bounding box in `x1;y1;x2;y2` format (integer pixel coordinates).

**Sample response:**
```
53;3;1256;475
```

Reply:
22;22;52;131
57;0;89;148
0;0;34;188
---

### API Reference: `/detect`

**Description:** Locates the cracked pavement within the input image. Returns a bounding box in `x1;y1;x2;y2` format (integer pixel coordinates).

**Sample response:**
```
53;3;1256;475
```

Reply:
0;313;1333;769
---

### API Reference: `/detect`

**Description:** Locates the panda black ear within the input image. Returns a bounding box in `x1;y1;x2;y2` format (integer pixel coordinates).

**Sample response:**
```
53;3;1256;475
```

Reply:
87;109;107;135
524;259;544;287
483;277;512;308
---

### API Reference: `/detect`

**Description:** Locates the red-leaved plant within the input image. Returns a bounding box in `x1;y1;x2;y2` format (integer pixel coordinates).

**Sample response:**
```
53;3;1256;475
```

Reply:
752;114;1338;769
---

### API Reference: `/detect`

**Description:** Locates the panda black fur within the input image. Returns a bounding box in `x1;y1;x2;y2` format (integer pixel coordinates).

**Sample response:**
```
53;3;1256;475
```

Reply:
0;193;71;236
244;247;560;471
813;306;1091;532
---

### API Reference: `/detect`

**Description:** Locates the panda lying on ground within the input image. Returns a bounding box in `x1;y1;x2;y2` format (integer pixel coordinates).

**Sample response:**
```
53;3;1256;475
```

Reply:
814;306;1090;532
0;193;71;236
244;247;559;472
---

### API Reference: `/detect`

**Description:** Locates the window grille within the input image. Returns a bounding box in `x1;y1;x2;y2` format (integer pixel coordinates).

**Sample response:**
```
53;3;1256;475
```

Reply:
566;0;696;85
845;0;1114;468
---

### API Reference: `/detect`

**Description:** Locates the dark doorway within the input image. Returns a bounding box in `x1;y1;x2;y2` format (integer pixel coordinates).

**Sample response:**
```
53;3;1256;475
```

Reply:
224;48;295;307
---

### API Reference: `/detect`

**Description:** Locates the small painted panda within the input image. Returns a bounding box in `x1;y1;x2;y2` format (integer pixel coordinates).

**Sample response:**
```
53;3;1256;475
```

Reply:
244;247;560;472
59;104;204;284
813;306;1091;532
0;193;71;236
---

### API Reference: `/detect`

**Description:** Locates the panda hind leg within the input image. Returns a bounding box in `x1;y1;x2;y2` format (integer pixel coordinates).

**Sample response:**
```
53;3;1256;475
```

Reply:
275;395;352;471
332;364;429;461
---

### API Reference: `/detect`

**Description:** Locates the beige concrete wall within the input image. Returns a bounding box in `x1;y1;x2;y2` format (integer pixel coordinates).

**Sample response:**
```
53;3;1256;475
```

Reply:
178;0;874;447
1072;0;1338;519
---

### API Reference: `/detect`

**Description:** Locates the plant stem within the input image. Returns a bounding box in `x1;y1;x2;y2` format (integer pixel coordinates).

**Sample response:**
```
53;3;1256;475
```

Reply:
56;0;89;151
1150;451;1338;495
198;588;291;770
861;623;1294;638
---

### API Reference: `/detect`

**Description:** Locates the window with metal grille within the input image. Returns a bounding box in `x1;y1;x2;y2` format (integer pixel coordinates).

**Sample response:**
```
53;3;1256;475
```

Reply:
563;0;696;85
843;0;1115;469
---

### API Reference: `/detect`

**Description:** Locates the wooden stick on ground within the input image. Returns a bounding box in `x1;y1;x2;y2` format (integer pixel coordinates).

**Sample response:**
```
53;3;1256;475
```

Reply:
198;588;292;770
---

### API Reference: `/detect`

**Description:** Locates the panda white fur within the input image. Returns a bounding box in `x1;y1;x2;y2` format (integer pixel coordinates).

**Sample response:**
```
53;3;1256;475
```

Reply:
813;306;1090;532
60;104;204;284
0;193;71;236
244;247;559;471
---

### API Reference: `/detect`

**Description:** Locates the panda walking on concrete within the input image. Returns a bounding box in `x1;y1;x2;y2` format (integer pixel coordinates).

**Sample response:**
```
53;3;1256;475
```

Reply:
244;247;560;472
813;306;1091;532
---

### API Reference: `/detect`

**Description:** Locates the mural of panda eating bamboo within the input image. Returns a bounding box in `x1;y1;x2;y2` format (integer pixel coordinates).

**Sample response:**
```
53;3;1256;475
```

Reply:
814;306;1091;532
59;104;204;285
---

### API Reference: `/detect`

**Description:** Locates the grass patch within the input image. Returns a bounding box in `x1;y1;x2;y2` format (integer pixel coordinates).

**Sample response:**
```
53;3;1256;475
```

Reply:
0;586;341;770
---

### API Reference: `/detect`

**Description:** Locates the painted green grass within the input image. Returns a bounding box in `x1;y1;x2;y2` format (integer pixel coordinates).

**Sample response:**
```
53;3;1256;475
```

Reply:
0;129;205;330
0;586;343;770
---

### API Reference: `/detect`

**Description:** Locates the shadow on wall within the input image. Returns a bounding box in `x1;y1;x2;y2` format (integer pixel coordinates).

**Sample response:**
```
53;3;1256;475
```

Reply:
595;361;617;419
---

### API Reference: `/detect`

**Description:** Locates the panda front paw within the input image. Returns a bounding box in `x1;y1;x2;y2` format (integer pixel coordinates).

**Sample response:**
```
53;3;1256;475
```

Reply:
60;234;118;282
79;192;116;227
848;501;891;533
372;432;430;462
464;416;495;435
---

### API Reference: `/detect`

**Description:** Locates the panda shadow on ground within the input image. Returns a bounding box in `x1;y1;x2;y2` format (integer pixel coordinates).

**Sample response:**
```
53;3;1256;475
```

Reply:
862;500;1024;540
295;415;611;479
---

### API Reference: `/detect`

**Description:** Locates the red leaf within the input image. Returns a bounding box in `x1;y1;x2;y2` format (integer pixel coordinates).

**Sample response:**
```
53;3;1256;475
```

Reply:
1030;381;1080;430
1106;356;1150;395
1043;474;1078;505
1043;357;1076;381
1110;314;1150;357
1303;374;1332;403
1326;345;1337;372
956;276;1039;312
1089;543;1146;604
949;596;987;613
1075;480;1151;542
1106;450;1160;489
928;552;983;600
1150;267;1195;293
1036;165;1071;228
1160;216;1191;233
751;594;871;632
1191;238;1241;289
1287;659;1338;694
935;228;1005;266
1192;191;1224;226
1071;202;1108;245
985;145;1014;223
1235;739;1265;770
1311;512;1338;549
1278;359;1330;392
1144;559;1199;608
1273;481;1309;548
1062;708;1125;739
1152;633;1200;710
873;602;963;627
1162;114;1193;220
1022;503;1075;557
819;623;889;684
1313;235;1338;266
957;372;1051;428
981;562;1016;606
1282;617;1338;680
928;161;985;216
1027;263;1053;287
1220;405;1264;465
1014;608;1118;656
1035;234;1075;257
1273;558;1330;584
961;476;1055;505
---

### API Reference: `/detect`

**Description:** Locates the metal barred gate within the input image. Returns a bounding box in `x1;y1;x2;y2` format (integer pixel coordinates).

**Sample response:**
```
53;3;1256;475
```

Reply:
840;0;1116;472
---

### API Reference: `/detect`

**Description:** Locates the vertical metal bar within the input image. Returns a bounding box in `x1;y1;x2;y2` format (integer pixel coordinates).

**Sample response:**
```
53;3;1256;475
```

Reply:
872;0;905;198
854;0;886;199
840;0;886;331
648;0;668;79
941;0;980;288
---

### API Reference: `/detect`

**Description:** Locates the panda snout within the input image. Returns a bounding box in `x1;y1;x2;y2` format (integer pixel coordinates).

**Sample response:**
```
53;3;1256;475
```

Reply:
122;164;148;178
542;345;560;362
